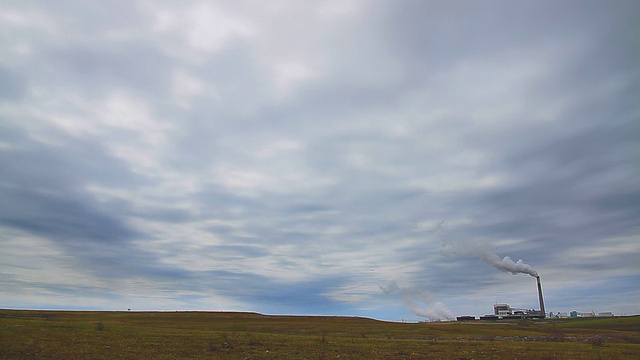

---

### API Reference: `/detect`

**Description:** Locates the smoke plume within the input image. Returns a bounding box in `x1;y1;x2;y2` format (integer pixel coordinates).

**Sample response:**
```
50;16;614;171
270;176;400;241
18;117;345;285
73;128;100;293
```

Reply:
480;252;538;277
381;281;454;321
441;241;538;277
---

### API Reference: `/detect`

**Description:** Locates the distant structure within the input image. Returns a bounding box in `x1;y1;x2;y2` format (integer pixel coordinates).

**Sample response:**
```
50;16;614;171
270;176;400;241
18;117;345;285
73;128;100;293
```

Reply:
568;310;614;318
491;303;544;319
494;304;512;316
535;276;545;317
456;275;547;321
485;276;546;319
456;273;617;322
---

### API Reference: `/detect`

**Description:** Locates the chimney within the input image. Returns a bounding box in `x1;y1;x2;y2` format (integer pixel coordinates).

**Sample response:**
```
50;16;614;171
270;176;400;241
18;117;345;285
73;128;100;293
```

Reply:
536;275;546;317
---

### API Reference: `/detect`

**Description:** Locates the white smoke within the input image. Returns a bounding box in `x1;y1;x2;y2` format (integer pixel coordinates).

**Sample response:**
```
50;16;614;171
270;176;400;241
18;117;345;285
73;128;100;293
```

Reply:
381;281;455;321
480;252;538;277
441;241;538;277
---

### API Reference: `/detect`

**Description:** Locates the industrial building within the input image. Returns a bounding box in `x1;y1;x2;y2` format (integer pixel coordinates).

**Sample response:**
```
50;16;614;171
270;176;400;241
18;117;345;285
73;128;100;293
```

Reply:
486;275;546;319
455;274;617;322
457;275;547;321
492;303;545;319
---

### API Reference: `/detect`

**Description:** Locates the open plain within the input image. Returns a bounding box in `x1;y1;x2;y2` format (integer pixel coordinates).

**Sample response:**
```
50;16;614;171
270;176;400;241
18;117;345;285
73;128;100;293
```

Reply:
1;309;639;359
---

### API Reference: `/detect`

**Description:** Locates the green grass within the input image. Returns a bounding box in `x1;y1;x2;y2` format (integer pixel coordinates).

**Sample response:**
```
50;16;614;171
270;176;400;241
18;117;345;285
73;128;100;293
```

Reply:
1;309;639;359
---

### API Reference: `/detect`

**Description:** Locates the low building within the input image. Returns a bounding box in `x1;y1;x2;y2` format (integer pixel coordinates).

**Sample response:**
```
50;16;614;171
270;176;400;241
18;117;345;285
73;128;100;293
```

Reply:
494;304;512;316
456;316;476;321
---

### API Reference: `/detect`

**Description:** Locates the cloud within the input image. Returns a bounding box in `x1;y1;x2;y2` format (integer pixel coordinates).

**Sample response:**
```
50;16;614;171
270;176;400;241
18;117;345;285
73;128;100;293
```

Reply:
0;66;26;100
0;0;638;319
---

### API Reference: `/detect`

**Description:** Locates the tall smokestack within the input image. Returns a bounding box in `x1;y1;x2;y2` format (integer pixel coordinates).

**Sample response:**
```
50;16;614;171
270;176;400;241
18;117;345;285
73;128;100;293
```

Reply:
536;276;546;317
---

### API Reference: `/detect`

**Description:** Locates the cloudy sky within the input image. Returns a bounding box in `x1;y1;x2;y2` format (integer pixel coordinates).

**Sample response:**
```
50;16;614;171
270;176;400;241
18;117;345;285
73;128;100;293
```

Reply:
1;0;638;321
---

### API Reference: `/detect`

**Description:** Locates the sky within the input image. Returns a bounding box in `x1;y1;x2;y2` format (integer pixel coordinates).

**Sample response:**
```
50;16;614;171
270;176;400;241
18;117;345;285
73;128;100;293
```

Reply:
0;0;638;321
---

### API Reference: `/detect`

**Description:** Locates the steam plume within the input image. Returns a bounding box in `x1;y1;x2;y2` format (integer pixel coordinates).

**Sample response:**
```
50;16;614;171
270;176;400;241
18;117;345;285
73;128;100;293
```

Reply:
441;241;538;277
480;252;538;277
381;281;454;321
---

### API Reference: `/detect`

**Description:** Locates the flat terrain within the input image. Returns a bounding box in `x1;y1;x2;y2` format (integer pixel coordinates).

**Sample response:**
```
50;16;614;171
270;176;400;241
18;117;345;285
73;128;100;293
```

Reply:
1;309;639;359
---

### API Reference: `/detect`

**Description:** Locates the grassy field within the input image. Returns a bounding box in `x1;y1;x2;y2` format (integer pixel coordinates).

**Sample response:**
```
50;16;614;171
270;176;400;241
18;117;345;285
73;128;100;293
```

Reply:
1;309;639;359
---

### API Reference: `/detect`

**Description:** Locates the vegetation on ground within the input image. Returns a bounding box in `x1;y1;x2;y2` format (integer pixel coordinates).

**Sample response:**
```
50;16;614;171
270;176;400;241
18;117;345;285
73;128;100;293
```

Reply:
1;309;639;359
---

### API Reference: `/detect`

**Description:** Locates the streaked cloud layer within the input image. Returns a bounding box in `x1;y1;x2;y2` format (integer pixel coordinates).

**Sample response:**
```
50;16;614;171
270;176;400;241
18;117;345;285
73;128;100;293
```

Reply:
1;0;638;320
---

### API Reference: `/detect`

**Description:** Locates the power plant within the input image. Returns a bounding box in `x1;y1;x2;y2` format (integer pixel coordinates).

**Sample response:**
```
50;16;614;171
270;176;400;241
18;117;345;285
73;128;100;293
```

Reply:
457;275;547;321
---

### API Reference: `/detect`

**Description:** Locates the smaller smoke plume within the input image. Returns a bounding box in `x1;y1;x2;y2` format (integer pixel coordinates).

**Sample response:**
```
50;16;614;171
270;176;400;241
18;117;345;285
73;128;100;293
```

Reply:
441;241;538;277
381;281;454;321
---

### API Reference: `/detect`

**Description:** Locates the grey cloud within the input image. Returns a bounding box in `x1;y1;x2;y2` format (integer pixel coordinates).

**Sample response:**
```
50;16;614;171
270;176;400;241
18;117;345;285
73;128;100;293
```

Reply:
493;120;638;219
1;0;638;319
205;245;269;260
35;0;149;34
0;188;137;244
284;203;334;214
383;0;636;68
0;124;163;277
0;66;26;100
425;121;639;276
0;186;159;280
0;125;145;190
129;207;193;224
46;41;175;98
